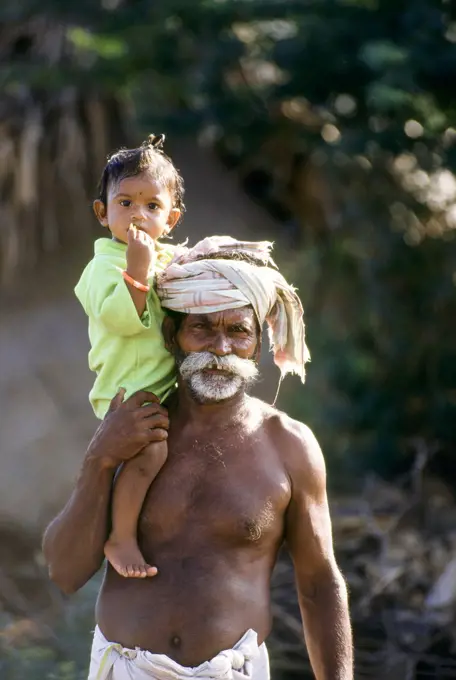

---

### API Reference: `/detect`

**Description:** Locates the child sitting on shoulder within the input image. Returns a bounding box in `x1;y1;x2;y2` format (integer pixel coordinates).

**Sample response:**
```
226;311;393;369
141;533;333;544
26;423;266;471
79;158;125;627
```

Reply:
75;133;183;578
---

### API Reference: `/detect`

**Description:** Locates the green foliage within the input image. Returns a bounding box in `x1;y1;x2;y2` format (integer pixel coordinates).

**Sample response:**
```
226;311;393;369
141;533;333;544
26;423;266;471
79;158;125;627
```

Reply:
67;27;127;59
3;0;456;479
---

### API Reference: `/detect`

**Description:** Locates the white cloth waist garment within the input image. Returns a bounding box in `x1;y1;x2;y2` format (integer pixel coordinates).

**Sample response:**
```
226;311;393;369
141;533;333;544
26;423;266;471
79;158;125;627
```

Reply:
88;625;270;680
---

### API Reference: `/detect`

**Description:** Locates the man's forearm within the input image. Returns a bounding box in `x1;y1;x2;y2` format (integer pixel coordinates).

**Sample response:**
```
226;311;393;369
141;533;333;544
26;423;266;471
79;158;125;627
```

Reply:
299;571;353;680
42;455;115;594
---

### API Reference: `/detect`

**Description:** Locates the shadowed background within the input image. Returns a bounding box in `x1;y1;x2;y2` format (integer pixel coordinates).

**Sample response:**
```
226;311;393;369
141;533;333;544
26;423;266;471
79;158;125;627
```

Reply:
1;1;456;678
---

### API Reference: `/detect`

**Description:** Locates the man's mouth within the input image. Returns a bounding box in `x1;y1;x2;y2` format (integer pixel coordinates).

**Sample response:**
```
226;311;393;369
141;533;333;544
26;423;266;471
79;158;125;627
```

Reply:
202;365;232;375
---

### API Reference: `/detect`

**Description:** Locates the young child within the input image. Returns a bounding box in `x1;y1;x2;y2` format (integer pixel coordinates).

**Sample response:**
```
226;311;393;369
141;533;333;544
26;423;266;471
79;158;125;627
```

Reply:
75;134;184;579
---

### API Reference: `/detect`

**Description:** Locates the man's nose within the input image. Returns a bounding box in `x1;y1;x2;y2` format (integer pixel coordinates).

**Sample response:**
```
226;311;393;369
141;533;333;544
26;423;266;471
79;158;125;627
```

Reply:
209;333;232;356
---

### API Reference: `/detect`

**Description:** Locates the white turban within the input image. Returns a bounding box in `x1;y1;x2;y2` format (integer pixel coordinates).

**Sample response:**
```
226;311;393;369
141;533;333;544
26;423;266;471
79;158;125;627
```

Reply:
156;236;310;382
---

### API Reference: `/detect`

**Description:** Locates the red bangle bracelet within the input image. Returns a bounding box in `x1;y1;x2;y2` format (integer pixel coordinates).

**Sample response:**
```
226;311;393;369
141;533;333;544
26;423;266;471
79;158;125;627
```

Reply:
122;270;150;293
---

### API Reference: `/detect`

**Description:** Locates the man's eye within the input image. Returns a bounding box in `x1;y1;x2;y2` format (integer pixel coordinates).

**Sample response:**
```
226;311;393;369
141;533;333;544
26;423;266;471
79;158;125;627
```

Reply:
120;200;131;207
192;323;205;330
231;327;248;334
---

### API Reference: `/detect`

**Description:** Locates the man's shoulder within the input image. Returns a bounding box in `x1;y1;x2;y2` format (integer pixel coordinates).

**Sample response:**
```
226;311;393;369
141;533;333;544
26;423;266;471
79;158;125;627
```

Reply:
251;397;325;483
250;396;315;443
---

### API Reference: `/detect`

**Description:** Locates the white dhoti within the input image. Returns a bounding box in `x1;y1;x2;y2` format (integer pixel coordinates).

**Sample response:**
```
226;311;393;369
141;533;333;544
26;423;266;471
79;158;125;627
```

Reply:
88;626;270;680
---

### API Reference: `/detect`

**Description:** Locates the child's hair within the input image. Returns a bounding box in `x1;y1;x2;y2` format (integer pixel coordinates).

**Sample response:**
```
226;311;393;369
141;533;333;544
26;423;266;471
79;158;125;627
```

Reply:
97;134;185;222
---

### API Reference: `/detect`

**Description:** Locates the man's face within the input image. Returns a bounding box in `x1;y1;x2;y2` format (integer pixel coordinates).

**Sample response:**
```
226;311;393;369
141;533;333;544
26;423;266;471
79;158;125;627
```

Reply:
174;307;260;403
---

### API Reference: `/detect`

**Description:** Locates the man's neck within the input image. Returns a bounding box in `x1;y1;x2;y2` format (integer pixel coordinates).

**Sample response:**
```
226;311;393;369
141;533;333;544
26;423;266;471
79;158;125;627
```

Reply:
169;382;250;432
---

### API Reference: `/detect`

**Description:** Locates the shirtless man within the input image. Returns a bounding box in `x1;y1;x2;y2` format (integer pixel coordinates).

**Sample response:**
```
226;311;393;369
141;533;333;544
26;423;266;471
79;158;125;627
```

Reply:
43;238;353;680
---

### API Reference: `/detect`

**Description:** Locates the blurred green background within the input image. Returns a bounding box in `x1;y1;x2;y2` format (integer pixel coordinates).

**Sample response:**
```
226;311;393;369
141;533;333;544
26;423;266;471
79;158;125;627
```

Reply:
1;0;456;678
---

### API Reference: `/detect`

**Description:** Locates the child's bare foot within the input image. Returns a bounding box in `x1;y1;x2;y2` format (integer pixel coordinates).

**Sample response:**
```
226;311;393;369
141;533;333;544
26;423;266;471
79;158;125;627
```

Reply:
104;537;158;578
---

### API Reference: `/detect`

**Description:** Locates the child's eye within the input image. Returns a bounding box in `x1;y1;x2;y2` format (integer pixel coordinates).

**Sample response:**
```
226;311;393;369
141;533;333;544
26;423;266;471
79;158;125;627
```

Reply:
148;202;159;210
120;199;131;207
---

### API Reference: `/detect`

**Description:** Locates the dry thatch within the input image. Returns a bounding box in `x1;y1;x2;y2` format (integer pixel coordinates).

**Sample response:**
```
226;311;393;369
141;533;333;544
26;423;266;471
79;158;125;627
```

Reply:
0;16;129;287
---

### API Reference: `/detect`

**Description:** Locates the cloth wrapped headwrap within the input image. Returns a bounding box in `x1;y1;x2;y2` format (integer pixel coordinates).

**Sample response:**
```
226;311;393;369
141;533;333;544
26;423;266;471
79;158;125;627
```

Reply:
156;236;310;383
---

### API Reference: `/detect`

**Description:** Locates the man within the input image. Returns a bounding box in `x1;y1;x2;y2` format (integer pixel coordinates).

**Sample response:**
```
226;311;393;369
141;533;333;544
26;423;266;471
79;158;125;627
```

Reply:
43;237;353;680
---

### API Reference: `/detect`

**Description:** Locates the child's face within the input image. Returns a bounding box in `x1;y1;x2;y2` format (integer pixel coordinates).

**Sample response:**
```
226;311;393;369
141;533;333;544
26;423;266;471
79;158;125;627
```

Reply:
93;171;180;243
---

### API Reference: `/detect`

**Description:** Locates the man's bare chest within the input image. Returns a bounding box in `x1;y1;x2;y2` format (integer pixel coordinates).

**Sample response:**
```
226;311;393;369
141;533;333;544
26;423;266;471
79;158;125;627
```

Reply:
138;431;290;547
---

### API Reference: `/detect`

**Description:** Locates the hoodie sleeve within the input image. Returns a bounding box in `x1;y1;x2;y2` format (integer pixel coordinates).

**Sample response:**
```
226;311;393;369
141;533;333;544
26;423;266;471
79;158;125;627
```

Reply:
74;256;154;337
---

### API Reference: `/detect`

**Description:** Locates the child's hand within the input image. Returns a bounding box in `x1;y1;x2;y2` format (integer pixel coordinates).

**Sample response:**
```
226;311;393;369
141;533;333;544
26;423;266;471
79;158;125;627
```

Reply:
126;225;156;281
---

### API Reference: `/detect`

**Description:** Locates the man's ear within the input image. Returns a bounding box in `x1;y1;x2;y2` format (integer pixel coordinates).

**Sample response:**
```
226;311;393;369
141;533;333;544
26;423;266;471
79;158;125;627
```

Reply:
162;315;177;353
93;199;109;227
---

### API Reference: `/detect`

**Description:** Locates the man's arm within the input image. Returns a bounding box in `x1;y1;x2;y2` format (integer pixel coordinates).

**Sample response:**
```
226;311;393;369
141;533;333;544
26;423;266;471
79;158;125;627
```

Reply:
283;420;353;680
42;390;169;594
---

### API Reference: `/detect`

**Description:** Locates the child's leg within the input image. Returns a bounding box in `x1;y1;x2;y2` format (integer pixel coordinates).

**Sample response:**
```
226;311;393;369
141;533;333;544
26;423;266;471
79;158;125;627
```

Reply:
104;440;167;578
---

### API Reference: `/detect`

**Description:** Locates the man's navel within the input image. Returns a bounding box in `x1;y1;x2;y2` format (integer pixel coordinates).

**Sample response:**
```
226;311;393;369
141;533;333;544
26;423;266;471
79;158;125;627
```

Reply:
171;635;181;649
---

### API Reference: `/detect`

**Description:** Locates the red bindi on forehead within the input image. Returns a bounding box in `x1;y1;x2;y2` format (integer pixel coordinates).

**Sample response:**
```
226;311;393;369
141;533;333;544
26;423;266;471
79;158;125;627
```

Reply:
111;175;170;201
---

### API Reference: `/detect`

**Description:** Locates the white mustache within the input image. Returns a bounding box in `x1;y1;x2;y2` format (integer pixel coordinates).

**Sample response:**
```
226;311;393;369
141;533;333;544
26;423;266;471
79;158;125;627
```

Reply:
179;351;258;382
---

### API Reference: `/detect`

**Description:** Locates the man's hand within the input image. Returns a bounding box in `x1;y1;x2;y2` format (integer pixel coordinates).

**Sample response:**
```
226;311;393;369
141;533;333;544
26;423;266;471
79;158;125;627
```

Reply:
87;389;169;470
126;225;156;282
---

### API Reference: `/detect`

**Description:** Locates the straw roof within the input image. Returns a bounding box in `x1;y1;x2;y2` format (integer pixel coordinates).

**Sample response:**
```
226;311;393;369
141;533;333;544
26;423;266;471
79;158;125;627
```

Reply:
0;17;128;287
